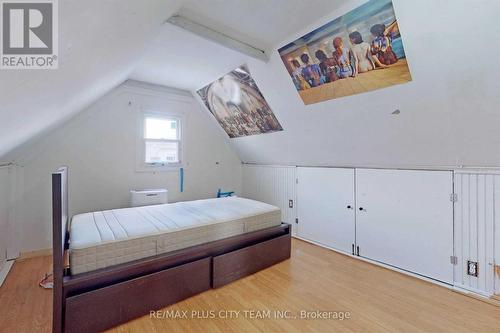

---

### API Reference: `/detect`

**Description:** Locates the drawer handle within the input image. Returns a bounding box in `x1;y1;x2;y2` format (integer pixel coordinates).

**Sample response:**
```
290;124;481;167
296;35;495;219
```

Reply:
146;194;158;197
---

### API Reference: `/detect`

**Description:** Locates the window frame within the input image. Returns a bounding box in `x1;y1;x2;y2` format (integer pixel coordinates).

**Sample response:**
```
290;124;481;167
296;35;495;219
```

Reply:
136;111;184;172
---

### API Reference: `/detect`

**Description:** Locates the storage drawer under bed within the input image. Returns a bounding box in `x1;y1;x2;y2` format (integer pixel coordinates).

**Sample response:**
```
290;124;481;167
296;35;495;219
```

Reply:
62;227;291;332
212;233;291;288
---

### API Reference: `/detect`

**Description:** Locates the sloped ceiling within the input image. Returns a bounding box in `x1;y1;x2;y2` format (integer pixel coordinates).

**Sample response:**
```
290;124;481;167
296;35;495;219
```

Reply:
133;0;500;168
1;0;348;162
0;0;183;161
129;0;349;91
4;0;500;168
128;24;249;91
175;0;351;53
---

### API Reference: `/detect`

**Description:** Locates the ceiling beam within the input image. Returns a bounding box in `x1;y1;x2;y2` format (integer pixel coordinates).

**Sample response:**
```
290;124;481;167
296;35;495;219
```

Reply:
166;15;268;62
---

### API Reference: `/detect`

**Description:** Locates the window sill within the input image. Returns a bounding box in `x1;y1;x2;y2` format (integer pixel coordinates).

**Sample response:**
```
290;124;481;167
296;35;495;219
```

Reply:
135;164;183;173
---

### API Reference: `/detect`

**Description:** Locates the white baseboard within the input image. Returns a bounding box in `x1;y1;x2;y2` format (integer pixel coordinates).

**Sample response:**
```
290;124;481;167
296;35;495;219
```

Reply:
0;260;14;287
292;236;494;301
18;248;52;260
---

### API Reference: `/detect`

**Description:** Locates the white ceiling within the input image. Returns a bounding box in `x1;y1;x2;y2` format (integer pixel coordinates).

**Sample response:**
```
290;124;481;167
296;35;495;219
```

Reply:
176;0;350;51
0;0;183;161
3;0;499;169
128;24;249;91
1;0;350;161
129;0;350;91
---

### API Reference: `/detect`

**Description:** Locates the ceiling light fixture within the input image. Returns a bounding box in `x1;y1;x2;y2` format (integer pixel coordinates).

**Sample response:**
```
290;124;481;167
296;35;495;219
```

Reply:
166;15;268;62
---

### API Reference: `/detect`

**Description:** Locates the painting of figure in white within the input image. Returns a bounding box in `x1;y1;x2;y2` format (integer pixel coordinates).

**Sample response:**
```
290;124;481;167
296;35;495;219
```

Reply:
197;65;283;138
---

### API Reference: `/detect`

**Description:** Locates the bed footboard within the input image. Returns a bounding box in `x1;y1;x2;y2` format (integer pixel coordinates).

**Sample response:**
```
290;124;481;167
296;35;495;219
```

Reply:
64;258;211;333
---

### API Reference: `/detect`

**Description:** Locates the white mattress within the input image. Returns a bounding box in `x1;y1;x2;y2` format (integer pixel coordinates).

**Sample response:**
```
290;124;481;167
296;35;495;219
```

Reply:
69;197;281;274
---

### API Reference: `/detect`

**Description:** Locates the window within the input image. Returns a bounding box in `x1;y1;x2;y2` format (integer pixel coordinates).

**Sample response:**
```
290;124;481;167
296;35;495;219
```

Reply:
139;114;182;169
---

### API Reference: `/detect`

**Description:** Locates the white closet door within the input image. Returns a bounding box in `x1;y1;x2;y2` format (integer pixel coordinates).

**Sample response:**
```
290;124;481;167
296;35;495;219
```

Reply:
297;167;355;253
356;169;454;284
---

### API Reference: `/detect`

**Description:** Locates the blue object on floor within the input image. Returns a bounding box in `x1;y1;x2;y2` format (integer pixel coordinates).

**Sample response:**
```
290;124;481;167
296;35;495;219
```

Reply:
217;189;234;198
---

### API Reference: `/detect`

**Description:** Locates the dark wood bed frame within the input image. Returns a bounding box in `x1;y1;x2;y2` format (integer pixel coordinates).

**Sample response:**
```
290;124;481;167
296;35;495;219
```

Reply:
52;167;291;333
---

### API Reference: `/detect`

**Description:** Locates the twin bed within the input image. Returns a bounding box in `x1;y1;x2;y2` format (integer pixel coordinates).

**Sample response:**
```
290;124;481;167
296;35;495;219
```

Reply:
52;167;291;333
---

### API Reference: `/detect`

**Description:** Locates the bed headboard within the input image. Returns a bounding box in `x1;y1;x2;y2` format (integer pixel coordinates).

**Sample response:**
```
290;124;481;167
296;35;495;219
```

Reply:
52;166;68;333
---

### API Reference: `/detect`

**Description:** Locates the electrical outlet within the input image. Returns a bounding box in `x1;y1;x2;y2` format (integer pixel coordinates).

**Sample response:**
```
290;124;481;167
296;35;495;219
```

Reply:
288;200;293;208
467;261;478;277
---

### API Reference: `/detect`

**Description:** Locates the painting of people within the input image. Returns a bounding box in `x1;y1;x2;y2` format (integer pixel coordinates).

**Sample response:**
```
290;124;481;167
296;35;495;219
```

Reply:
279;0;412;105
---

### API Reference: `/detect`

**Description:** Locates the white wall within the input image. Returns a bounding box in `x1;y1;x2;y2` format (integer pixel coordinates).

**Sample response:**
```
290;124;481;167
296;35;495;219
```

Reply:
225;0;500;169
0;0;183;159
242;165;297;236
9;81;242;253
454;171;496;296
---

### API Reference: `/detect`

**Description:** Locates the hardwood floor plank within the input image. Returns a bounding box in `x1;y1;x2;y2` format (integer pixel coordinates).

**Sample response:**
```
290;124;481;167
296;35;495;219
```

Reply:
1;239;499;332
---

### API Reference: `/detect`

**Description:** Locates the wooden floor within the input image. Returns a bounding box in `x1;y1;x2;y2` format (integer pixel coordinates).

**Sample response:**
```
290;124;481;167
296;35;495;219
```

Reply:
299;59;412;104
1;239;499;332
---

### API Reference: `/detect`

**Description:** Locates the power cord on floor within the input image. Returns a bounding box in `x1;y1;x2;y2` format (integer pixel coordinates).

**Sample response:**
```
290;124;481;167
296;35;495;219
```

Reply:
39;273;53;289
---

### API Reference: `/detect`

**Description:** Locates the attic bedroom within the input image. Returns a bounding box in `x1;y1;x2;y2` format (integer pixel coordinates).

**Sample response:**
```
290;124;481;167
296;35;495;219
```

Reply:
1;0;500;332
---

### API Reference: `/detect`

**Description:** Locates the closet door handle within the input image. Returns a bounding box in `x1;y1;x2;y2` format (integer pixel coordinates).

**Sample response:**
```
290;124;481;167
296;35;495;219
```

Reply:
358;207;365;211
347;205;353;209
